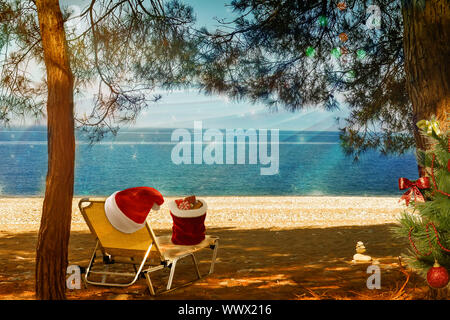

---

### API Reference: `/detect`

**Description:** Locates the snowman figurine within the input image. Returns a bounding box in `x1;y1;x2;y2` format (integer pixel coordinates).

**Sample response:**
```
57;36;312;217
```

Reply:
352;241;372;263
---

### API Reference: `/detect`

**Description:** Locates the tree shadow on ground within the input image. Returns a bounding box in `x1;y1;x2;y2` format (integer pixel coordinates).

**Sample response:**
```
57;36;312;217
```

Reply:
0;224;430;300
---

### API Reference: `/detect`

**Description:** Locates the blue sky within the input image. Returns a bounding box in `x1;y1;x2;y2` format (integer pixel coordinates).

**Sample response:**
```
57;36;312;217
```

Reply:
130;88;348;130
132;0;348;130
56;1;348;130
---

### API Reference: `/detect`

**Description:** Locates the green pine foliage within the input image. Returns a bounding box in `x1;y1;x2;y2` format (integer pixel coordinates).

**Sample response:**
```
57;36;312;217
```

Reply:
0;0;198;141
394;120;450;278
195;0;416;159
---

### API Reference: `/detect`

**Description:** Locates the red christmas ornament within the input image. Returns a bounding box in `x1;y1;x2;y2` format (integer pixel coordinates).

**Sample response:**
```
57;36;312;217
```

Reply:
337;2;347;10
339;32;348;42
426;260;449;289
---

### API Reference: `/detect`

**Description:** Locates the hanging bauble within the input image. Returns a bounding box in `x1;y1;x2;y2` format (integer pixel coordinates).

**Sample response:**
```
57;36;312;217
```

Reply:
426;260;449;289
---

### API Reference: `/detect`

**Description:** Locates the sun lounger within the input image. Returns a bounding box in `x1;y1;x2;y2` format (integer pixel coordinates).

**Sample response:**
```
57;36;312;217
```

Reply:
78;198;219;295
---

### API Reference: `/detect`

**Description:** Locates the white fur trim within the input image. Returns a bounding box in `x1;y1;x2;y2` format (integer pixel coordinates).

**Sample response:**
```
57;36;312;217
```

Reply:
152;203;160;211
104;191;145;234
169;199;207;218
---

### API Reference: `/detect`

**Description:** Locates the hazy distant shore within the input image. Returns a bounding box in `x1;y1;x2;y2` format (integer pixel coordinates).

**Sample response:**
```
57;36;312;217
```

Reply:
0;196;406;233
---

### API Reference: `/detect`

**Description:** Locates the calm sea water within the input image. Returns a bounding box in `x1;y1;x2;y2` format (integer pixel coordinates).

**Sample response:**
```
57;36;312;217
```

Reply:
0;127;418;196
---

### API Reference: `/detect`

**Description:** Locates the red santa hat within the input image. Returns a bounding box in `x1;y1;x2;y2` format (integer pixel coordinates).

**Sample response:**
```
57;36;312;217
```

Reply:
104;186;164;233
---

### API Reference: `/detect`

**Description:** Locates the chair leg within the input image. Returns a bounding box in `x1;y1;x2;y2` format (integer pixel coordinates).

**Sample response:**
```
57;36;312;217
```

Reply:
86;240;220;295
166;260;178;290
144;241;220;295
209;240;219;275
164;242;218;293
143;264;165;296
190;254;201;279
84;242;153;288
145;273;156;296
84;240;99;284
101;265;109;284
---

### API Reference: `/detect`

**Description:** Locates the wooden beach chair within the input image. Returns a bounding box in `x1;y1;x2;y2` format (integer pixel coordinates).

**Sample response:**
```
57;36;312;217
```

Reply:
78;198;219;295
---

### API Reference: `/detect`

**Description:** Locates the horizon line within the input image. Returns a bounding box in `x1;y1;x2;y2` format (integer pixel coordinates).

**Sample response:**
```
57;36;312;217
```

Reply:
0;126;344;133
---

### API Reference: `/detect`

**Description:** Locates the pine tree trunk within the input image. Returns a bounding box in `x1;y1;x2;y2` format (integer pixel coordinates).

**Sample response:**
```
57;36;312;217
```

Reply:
402;0;450;176
35;0;75;300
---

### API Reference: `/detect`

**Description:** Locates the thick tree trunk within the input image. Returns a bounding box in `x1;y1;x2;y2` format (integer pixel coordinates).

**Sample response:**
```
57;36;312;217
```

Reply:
402;0;450;176
35;0;75;300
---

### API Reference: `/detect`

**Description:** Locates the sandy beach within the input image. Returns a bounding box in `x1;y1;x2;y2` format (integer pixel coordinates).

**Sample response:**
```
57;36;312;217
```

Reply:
0;196;408;232
0;196;431;300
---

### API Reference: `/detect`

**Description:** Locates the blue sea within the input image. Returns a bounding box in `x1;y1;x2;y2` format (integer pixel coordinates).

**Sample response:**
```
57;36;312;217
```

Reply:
0;127;419;197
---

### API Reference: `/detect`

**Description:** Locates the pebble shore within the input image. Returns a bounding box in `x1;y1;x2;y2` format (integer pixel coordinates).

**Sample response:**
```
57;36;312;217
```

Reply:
0;196;407;233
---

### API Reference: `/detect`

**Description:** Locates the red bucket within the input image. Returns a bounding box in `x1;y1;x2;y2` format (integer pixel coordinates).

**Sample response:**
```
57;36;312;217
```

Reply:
168;199;207;245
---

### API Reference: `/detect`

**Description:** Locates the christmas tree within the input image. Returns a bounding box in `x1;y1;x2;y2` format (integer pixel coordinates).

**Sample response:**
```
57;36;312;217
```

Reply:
395;116;450;290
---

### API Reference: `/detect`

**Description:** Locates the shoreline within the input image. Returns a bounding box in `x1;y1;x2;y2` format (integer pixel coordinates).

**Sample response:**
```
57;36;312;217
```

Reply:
0;196;407;233
0;194;402;198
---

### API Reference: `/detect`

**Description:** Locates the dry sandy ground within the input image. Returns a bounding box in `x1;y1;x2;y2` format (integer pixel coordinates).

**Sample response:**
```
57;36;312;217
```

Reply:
0;196;437;300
